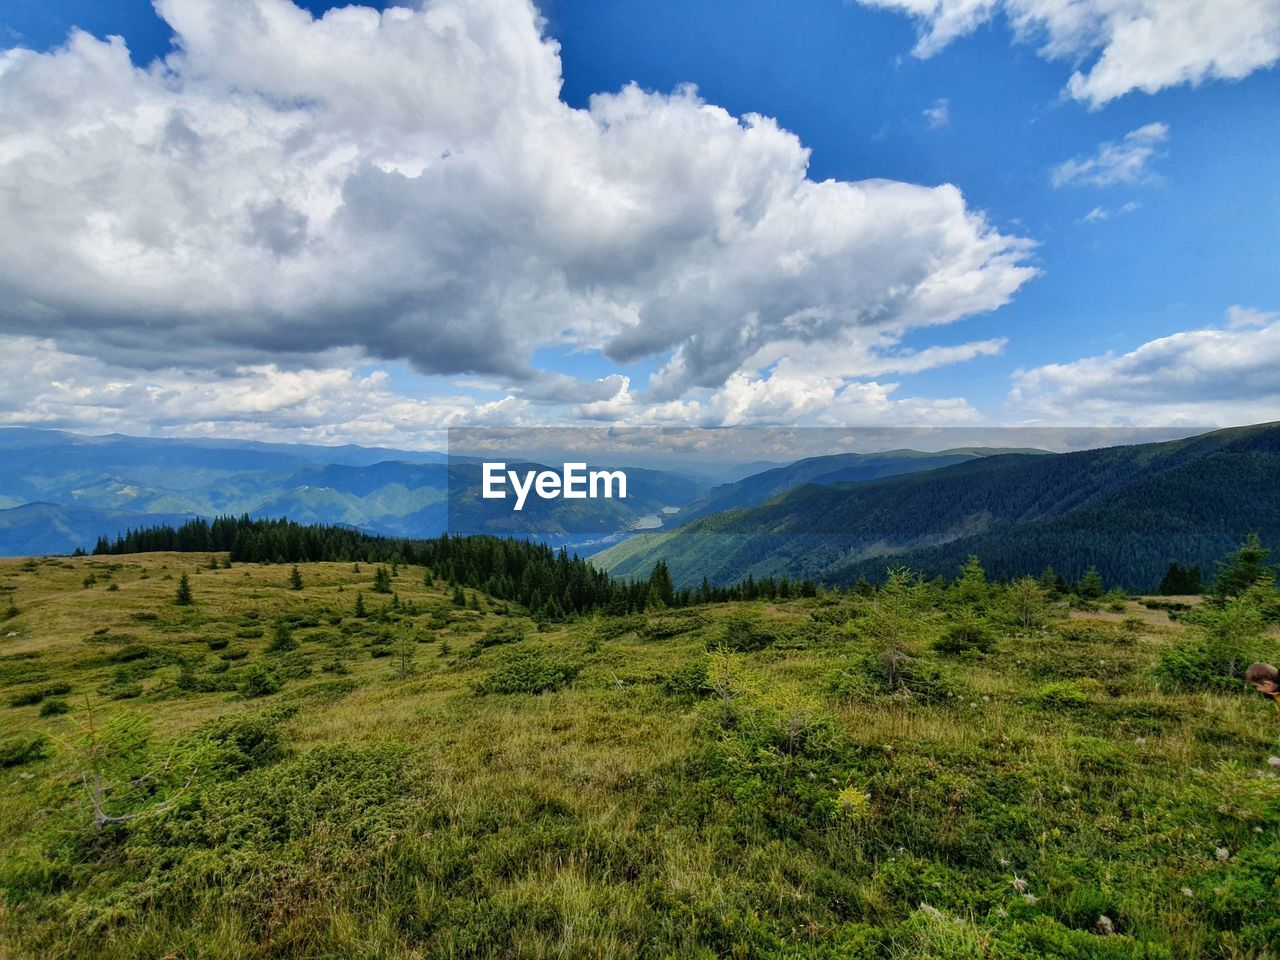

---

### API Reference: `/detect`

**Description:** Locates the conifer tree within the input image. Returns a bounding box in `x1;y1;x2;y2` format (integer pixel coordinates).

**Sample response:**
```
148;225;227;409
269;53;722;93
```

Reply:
174;574;193;606
1158;562;1203;595
1078;567;1104;600
1214;533;1275;599
647;561;675;609
267;620;297;653
289;565;304;591
1007;576;1049;630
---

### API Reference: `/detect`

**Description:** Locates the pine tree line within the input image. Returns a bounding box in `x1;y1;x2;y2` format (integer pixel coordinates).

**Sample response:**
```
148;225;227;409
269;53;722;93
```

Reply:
92;516;819;617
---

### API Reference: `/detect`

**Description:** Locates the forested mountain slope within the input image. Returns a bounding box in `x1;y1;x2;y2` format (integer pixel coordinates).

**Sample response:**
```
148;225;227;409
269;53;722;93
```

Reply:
596;422;1280;590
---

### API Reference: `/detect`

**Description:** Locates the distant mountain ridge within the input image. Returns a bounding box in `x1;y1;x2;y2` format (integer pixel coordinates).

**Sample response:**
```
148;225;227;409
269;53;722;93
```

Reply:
674;447;1047;525
594;422;1280;590
0;429;714;555
0;503;196;558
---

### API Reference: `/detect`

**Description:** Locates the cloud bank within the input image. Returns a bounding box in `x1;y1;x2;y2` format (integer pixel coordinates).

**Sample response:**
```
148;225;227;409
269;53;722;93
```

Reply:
1009;307;1280;425
0;0;1035;433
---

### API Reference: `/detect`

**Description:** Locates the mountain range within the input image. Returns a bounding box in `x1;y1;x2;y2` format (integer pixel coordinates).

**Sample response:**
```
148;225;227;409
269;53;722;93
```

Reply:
0;429;722;554
4;424;1278;589
0;428;1028;556
594;422;1280;591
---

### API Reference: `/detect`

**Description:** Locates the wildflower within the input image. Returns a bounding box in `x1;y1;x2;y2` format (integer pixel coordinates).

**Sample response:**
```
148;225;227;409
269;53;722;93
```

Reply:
1215;847;1230;861
918;903;944;920
1267;756;1280;768
1011;875;1028;893
998;857;1011;868
994;907;1008;919
1181;887;1194;898
1022;893;1039;905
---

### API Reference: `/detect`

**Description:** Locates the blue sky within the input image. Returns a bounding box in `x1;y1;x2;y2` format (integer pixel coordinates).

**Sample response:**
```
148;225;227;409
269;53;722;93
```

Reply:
0;0;1277;444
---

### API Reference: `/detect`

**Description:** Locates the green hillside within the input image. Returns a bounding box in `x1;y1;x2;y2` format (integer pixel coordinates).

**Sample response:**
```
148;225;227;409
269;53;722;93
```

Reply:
673;448;1041;525
595;423;1280;590
2;549;1278;958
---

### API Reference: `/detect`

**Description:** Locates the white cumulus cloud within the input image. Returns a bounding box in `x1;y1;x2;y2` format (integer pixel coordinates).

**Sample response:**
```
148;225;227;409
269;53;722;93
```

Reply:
861;0;1280;106
1008;306;1280;425
0;0;1034;429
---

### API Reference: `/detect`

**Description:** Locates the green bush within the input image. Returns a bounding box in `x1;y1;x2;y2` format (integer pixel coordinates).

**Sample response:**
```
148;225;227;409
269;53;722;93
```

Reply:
0;732;49;768
8;688;45;707
185;709;292;774
824;665;880;703
37;698;70;717
465;622;527;658
934;613;996;654
9;682;70;707
1032;679;1096;709
641;610;707;640
663;661;710;699
240;664;282;698
1156;593;1268;691
718;612;777;652
473;649;579;695
99;681;144;700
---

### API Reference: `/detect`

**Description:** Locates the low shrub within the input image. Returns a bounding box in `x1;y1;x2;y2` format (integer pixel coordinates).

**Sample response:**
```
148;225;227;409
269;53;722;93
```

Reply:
1032;679;1097;710
718;612;777;652
0;732;49;768
663;660;710;699
473;649;579;695
8;688;45;707
240;665;282;698
465;623;527;658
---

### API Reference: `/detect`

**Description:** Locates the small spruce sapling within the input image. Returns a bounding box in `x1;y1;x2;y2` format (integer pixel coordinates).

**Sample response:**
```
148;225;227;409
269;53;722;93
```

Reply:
267;620;297;653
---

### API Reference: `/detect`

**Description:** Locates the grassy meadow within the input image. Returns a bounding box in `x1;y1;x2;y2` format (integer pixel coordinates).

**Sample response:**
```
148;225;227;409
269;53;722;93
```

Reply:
1;552;1278;959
